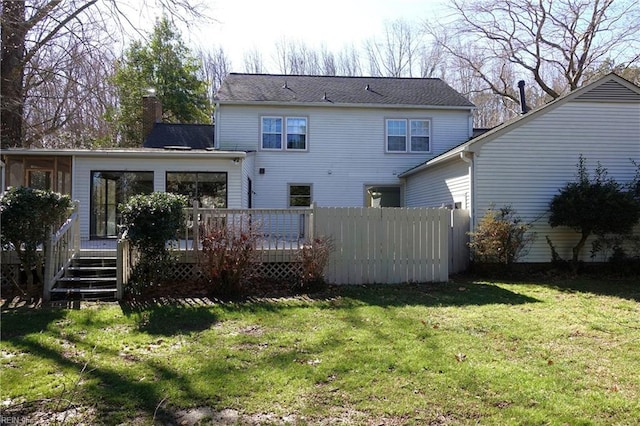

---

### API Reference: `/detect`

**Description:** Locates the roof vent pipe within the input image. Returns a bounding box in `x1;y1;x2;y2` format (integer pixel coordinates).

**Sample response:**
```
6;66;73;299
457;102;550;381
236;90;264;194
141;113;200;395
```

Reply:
517;80;528;114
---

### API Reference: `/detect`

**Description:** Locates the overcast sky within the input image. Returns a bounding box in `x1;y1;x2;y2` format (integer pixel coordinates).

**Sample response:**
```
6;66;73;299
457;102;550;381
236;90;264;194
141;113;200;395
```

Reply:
178;0;448;72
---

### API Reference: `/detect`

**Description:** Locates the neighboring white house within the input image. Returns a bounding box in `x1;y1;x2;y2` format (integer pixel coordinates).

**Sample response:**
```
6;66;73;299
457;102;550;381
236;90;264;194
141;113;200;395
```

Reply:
214;74;476;209
400;73;640;263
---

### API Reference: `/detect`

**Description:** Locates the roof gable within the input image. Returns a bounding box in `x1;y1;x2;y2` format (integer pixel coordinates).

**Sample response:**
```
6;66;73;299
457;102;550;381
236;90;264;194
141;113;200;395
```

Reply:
574;79;640;102
143;123;214;149
400;73;640;177
215;73;475;108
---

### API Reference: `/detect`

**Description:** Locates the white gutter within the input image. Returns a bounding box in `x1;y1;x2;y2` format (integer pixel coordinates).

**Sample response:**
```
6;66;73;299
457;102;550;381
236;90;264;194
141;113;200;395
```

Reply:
1;148;246;160
214;101;221;149
460;151;475;232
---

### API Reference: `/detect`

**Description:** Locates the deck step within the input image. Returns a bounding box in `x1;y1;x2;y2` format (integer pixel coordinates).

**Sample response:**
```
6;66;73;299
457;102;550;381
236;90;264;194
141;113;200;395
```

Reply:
57;277;116;283
51;254;118;301
67;266;116;272
50;288;117;294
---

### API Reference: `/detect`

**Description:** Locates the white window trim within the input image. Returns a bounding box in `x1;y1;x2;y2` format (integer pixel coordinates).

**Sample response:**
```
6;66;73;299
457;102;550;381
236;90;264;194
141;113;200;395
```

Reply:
385;118;431;153
285;116;308;151
261;116;283;151
288;183;313;208
260;116;309;152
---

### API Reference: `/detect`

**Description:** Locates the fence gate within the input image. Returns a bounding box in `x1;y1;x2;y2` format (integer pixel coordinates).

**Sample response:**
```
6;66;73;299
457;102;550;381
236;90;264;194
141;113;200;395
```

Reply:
314;207;466;284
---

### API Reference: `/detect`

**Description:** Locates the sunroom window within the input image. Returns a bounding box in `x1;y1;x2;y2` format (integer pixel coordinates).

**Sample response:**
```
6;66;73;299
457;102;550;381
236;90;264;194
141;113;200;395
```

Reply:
166;172;227;208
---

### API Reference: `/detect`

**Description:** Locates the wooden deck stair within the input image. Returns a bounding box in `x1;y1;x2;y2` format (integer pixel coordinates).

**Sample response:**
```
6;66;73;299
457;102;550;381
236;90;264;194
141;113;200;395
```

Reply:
50;254;118;301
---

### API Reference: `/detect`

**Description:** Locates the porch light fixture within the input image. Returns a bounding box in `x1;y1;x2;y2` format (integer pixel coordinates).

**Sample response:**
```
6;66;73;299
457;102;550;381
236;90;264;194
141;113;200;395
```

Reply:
232;158;240;164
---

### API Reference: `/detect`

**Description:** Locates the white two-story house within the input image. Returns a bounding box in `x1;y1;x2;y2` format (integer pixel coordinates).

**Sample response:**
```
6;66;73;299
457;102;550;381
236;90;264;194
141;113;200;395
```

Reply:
214;74;476;209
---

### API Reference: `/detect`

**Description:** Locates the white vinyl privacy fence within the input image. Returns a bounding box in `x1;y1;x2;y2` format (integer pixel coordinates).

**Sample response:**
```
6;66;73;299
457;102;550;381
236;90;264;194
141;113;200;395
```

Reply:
315;207;470;284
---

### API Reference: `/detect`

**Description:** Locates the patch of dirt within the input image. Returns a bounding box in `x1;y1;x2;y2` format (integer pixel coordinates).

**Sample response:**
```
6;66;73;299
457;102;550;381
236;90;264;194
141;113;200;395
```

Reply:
0;400;98;425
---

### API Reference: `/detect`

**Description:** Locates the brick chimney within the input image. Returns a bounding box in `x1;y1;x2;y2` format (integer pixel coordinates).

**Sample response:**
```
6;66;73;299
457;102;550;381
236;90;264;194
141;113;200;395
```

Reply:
142;93;162;140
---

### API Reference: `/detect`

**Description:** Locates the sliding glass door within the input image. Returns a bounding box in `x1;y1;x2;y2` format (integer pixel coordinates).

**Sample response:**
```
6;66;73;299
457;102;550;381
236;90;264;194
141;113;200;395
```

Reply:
90;171;154;238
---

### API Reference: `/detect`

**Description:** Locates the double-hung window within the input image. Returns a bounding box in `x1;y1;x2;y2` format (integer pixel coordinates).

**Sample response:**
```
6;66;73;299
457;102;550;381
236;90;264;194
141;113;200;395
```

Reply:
262;117;283;149
286;117;307;150
261;116;307;150
386;119;430;153
289;184;312;207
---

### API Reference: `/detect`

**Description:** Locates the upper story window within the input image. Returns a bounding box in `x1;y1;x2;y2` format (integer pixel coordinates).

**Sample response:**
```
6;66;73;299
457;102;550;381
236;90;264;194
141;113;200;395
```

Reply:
262;117;282;149
286;118;307;150
386;119;430;153
261;116;307;150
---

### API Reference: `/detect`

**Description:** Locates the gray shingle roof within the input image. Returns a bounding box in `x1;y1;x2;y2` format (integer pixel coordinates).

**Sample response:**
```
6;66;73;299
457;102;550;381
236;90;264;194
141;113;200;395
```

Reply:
143;123;214;149
215;74;475;108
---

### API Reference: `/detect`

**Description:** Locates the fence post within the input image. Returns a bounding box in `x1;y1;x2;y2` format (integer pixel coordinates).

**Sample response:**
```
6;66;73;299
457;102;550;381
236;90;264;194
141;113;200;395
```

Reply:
43;229;53;302
309;203;316;240
116;239;123;300
192;200;200;252
73;202;80;257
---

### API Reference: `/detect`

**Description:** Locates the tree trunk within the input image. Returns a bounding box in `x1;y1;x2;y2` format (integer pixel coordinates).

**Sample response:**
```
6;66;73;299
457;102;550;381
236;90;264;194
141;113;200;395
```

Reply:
572;231;591;270
1;1;27;148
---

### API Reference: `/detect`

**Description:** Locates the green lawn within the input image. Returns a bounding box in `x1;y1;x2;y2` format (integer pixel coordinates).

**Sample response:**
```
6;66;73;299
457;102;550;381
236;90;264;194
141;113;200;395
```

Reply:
1;277;639;425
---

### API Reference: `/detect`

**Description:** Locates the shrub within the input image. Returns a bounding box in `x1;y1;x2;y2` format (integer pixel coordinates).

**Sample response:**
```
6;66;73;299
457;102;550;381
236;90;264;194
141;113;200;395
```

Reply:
468;205;534;265
548;156;640;264
199;215;260;297
0;187;72;292
294;236;333;293
119;192;188;291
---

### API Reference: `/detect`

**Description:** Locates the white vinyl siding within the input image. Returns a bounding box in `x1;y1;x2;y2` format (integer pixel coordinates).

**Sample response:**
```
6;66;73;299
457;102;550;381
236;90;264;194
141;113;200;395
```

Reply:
404;159;470;209
217;105;470;208
473;101;640;263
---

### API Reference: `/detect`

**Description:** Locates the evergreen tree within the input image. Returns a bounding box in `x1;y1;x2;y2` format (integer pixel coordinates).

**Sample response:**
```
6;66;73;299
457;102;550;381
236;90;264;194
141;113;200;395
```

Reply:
109;17;211;147
548;156;640;264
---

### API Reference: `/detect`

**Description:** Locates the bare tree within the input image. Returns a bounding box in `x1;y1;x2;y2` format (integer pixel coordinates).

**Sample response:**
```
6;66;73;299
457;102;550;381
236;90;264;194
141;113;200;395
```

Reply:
427;0;640;108
243;48;266;74
274;38;326;75
335;45;362;76
1;0;208;149
197;46;231;103
364;19;424;77
24;31;118;148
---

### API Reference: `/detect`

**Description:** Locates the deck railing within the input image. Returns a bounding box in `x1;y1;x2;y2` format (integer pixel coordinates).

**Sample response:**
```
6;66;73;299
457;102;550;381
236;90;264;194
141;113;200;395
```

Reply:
181;203;315;261
43;202;80;301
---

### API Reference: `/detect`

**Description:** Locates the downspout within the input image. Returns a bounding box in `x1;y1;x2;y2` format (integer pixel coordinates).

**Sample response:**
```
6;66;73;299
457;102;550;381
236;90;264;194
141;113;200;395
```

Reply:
460;151;474;232
213;101;220;149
